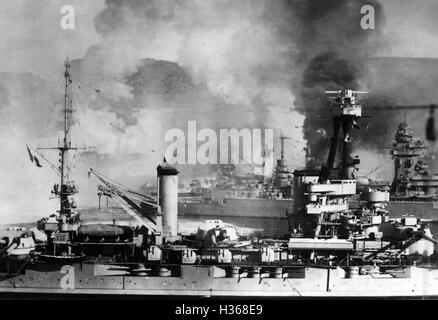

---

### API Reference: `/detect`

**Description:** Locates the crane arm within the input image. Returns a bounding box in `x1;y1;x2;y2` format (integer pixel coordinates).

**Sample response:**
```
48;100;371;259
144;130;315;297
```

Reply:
88;168;160;231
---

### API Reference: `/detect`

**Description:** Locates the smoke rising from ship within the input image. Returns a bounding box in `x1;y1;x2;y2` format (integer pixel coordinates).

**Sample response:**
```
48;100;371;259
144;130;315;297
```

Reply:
85;0;388;170
290;0;438;176
289;0;386;168
89;0;398;172
75;0;308;178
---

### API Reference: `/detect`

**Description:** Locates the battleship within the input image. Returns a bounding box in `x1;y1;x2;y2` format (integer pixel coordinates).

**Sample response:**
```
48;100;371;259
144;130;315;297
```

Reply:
383;120;438;219
177;146;294;237
1;74;438;298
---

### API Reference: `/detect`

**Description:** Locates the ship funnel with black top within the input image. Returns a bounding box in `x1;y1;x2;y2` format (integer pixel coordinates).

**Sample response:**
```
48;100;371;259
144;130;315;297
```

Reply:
157;158;179;238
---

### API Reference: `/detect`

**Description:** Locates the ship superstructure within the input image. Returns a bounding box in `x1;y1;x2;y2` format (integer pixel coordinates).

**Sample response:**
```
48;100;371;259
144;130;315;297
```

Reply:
291;91;365;232
271;134;293;198
390;121;438;200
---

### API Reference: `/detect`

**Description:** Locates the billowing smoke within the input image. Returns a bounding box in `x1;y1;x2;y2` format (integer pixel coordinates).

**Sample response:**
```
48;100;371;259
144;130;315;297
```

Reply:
288;0;386;169
87;0;389;176
292;0;436;179
76;0;309;179
299;53;365;167
93;0;294;111
0;0;306;223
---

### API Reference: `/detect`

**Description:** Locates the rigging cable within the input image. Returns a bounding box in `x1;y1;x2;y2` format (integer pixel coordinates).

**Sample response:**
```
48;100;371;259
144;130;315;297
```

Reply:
363;157;391;179
27;144;61;177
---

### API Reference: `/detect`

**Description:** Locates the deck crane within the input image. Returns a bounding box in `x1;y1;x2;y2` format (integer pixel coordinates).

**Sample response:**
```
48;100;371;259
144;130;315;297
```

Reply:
88;169;161;233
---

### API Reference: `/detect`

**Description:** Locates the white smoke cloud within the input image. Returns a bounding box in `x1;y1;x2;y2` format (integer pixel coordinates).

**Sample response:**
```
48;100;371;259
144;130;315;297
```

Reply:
93;0;296;110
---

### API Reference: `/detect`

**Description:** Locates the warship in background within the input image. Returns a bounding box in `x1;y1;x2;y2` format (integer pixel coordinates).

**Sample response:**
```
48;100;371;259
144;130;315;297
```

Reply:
2;85;438;297
175;136;294;236
381;120;438;219
175;100;438;225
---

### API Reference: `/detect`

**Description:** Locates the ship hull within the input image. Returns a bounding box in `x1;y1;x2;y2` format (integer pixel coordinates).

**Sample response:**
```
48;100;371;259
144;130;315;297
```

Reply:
1;263;438;298
179;199;294;236
180;199;438;221
179;199;294;219
386;201;438;220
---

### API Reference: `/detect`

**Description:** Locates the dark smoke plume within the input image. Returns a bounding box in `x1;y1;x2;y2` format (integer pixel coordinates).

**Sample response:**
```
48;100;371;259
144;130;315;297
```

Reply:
287;0;386;167
299;53;364;166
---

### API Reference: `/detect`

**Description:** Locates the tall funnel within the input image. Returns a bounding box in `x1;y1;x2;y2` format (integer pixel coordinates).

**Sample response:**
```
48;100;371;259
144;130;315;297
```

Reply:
157;159;179;238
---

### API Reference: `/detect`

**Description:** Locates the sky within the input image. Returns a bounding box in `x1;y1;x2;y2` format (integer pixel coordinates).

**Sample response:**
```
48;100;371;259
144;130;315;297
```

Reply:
0;0;104;78
0;0;437;78
381;0;438;58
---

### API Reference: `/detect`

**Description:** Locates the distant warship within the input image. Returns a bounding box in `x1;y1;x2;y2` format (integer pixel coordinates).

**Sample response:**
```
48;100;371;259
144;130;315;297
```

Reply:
176;136;294;237
383;121;438;219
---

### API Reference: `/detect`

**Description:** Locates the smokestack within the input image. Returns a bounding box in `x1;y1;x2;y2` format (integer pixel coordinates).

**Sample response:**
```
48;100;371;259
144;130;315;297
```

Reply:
157;158;179;238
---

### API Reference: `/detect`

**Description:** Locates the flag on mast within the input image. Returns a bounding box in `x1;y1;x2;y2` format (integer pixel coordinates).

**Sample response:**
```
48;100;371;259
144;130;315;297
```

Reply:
26;145;42;168
34;156;42;167
26;145;34;162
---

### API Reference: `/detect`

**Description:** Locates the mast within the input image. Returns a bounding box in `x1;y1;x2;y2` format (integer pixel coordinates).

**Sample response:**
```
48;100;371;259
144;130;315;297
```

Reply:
61;58;70;189
37;58;83;216
273;133;292;197
59;58;73;215
275;133;290;172
279;134;290;162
